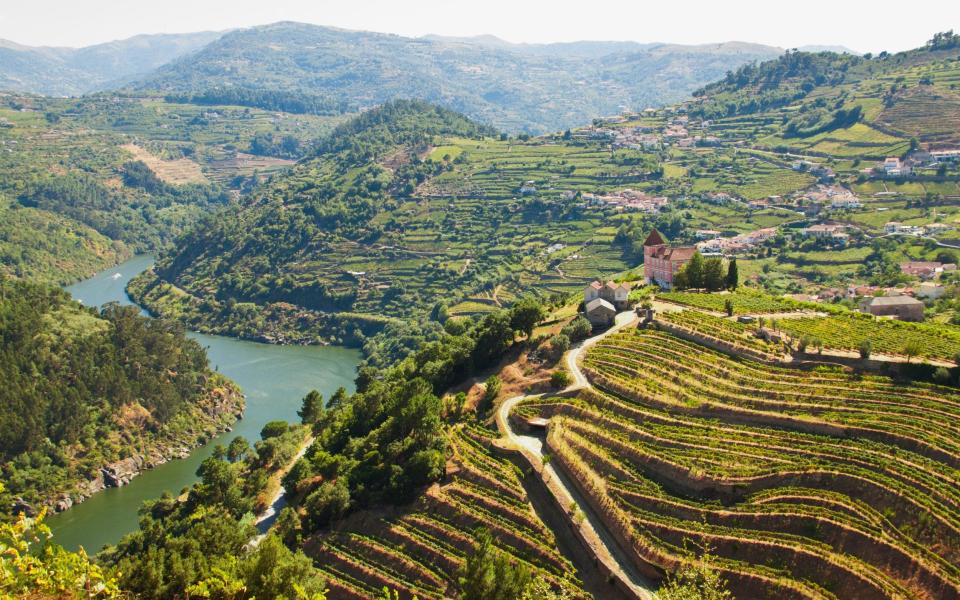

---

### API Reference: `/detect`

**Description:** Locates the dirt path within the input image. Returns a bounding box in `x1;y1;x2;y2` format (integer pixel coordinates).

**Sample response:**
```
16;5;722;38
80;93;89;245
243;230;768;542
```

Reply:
496;311;655;600
249;435;313;547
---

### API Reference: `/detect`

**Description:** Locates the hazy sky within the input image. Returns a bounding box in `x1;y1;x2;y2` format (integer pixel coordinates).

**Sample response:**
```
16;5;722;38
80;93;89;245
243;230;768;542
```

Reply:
2;0;957;52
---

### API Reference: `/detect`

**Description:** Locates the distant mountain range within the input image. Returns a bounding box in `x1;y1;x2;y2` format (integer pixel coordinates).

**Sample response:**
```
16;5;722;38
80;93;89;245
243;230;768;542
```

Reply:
0;22;858;132
0;31;225;96
132;22;789;131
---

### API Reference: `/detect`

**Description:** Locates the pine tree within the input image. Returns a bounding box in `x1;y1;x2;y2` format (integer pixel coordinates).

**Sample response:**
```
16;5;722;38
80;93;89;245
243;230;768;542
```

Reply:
726;258;739;289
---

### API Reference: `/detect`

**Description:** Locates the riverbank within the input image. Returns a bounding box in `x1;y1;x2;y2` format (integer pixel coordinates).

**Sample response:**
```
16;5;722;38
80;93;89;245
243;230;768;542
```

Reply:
45;255;361;553
26;377;244;517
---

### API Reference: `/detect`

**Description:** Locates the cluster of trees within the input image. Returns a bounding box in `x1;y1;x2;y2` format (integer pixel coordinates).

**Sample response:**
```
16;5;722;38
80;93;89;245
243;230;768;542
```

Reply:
285;300;547;527
249;131;304;158
0;278;231;516
0;485;122;599
783;105;863;138
313;100;496;166
926;31;960;51
16;169;229;252
102;424;327;599
691;50;862;119
164;88;352;116
673;253;738;291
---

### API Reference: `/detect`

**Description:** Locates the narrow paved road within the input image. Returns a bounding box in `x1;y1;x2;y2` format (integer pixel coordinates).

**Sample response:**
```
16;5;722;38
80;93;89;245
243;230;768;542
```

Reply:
497;311;656;600
249;436;313;548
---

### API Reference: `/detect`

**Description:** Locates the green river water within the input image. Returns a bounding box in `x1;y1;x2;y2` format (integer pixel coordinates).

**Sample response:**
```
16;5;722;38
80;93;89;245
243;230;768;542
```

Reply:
46;256;360;552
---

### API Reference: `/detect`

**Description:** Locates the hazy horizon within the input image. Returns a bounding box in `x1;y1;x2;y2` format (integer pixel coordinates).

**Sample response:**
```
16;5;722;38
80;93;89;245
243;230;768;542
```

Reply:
1;0;957;53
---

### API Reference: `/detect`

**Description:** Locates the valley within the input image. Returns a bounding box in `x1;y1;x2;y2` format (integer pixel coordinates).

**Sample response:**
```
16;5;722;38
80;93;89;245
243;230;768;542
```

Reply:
2;19;960;600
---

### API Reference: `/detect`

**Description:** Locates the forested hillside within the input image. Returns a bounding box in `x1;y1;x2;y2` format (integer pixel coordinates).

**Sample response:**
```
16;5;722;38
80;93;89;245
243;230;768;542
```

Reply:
131;21;782;133
0;278;243;518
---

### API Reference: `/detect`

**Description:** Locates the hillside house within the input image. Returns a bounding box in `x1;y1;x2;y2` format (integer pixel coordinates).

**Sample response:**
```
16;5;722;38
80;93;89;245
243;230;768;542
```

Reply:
859;295;925;322
883;157;911;177
801;223;850;241
585;298;617;327
901;261;956;279
584;280;631;310
643;230;697;289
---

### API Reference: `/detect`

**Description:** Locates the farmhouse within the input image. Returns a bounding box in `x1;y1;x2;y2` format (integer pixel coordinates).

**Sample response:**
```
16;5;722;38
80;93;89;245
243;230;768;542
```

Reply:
801;223;849;240
643;230;697;289
859;295;925;322
585;298;617;327
900;261;956;279
584;280;631;310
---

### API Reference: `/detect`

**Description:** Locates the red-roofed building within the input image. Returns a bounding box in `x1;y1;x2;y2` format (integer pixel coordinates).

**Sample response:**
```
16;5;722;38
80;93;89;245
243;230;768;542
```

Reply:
643;230;697;288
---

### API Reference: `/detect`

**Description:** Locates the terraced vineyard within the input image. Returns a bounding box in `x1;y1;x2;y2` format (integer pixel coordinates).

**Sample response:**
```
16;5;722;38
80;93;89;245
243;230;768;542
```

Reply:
309;425;586;599
656;309;784;360
514;329;960;599
657;289;804;315
775;314;960;362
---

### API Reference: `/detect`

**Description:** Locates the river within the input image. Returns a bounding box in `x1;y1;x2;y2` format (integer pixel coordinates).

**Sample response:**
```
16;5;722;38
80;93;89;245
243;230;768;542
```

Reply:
46;256;361;553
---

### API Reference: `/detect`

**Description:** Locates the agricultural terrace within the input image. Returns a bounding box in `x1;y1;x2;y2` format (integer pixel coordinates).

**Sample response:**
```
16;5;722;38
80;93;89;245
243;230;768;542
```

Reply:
515;329;960;599
698;49;960;155
775;314;960;362
656;310;784;360
657;289;807;315
309;425;586;599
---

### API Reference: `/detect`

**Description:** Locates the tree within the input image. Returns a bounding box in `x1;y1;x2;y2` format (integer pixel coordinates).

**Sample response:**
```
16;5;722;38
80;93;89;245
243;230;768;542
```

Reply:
509;297;547;339
703;258;724;291
430;301;450;323
227;436;251;463
304;480;351;529
726;258;739;289
460;529;531;600
0;497;121;599
242;535;327;600
686;252;706;289
655;554;731;600
724;299;734;317
858;340;872;360
472;312;515;368
261;421;289;439
562;316;593;343
298;390;325;425
327;387;348;409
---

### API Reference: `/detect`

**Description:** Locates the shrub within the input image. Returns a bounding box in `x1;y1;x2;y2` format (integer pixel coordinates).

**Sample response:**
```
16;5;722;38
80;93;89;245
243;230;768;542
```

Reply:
562;316;593;343
547;333;571;360
859;340;872;360
933;366;952;384
550;370;572;389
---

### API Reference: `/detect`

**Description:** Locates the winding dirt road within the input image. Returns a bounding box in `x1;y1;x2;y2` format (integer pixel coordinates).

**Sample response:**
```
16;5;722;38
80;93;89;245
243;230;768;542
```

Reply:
496;311;656;600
